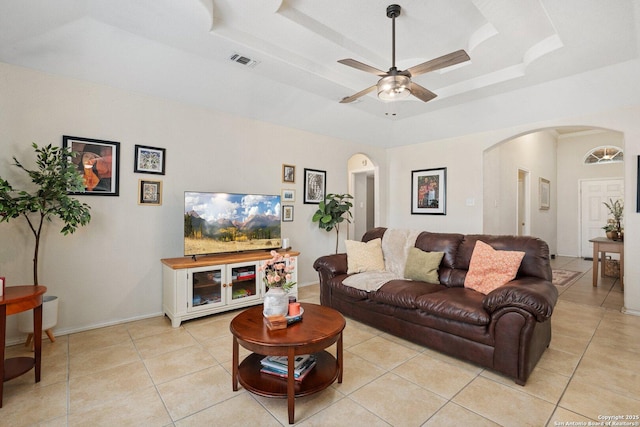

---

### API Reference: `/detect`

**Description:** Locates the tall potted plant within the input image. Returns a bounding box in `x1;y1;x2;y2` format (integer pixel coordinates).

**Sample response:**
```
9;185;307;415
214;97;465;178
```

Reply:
0;143;92;285
312;193;353;254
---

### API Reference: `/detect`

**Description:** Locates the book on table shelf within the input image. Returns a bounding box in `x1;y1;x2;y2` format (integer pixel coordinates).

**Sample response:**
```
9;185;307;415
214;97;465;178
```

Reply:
260;359;316;382
260;354;317;380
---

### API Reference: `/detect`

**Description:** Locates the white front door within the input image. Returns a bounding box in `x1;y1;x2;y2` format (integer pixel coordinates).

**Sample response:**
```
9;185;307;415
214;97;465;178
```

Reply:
579;178;624;258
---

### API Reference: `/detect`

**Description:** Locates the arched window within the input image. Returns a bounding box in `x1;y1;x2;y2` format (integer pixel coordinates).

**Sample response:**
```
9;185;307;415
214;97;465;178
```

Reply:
583;146;623;165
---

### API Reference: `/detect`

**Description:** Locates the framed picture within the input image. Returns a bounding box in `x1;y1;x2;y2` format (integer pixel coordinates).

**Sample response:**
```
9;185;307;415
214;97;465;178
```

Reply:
304;168;326;204
134;145;166;175
138;179;162;206
637;156;640;213
282;205;294;222
282;164;295;183
282;189;295;202
411;167;447;215
0;276;4;297
539;177;550;210
63;135;120;196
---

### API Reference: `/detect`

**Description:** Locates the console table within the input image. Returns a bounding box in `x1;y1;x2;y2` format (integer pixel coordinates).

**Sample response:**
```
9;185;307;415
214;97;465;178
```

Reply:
0;285;47;407
589;237;624;290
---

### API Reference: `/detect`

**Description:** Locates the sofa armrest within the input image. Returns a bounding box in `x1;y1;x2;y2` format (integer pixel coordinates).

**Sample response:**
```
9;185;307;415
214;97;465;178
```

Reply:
313;254;348;277
483;277;558;322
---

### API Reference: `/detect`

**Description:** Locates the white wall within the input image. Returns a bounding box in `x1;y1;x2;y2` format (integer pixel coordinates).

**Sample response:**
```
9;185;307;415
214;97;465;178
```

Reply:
556;130;624;256
482;131;558;254
0;62;386;341
386;107;640;316
386;135;485;233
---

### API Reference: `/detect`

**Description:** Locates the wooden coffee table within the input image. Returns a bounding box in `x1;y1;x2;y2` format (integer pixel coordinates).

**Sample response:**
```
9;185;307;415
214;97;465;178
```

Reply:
230;302;345;424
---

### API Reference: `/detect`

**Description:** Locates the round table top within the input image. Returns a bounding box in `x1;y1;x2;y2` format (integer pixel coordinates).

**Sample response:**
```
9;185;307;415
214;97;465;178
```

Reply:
230;302;345;349
0;285;47;305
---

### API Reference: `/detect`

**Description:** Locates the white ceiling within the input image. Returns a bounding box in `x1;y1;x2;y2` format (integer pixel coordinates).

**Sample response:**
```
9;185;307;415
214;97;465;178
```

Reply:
1;0;638;147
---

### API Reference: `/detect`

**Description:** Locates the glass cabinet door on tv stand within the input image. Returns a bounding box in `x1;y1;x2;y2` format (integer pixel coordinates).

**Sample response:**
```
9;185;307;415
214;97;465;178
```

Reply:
188;265;226;311
227;261;262;306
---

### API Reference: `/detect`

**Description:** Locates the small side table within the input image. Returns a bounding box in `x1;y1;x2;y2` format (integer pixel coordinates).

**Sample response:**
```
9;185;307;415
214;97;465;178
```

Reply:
230;303;345;424
0;285;47;407
589;237;624;290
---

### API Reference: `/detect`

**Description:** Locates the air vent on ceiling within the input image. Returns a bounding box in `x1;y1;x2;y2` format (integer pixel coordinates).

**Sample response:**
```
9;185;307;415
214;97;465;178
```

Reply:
229;53;259;68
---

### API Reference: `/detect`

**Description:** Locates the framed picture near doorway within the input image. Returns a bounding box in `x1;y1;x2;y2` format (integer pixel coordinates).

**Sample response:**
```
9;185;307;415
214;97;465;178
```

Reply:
303;168;326;204
637;155;640;212
539;177;550;210
411;167;446;214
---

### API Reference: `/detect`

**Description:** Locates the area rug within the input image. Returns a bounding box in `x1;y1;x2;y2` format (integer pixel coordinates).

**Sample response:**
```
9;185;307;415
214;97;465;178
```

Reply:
552;269;583;287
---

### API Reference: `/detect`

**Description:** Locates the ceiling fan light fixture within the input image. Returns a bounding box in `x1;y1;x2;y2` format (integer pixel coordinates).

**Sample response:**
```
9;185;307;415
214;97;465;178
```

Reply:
377;75;411;101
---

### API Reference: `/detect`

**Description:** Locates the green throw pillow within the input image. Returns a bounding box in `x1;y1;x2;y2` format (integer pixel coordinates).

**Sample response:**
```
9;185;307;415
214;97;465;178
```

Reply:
404;247;445;284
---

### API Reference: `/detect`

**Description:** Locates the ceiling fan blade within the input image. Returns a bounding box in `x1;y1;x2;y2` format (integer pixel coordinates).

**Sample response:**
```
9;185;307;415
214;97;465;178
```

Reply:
338;59;387;76
339;85;377;103
409;82;437;103
406;49;470;77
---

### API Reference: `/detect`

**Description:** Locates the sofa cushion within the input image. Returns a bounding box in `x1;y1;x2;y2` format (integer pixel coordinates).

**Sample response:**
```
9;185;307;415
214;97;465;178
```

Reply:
464;240;525;295
345;238;385;274
370;279;443;309
404;247;444;284
415;287;490;325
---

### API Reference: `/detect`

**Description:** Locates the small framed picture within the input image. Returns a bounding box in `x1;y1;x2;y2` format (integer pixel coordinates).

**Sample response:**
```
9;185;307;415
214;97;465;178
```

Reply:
539;177;550;210
411;167;447;215
63;135;120;196
134;145;166;175
282;205;294;222
282;164;295;183
138;179;162;206
0;276;4;297
282;189;295;202
304;168;326;204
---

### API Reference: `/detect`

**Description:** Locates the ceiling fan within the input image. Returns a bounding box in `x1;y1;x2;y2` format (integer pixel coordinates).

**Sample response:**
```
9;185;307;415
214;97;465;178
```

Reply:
338;4;470;104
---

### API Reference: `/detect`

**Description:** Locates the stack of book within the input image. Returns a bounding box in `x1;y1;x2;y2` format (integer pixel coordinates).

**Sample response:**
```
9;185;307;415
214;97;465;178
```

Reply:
260;354;317;381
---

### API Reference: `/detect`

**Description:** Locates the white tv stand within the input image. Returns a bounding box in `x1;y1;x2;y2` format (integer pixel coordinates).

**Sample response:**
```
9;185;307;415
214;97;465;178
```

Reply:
161;250;299;327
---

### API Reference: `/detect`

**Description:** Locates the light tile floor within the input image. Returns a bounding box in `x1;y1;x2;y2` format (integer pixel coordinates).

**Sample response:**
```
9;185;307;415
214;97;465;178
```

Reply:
2;256;637;426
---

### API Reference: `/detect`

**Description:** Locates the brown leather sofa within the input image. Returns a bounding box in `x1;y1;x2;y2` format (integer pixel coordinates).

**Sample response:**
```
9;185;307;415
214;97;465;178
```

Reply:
313;227;558;385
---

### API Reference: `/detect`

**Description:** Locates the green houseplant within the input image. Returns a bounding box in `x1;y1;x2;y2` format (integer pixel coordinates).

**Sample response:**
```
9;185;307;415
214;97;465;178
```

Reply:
0;143;92;285
603;198;623;240
312;193;353;254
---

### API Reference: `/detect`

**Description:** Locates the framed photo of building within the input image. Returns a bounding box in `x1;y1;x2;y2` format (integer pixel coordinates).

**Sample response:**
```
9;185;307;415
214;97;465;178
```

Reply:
282;205;294;222
282;164;295;183
303;168;326;204
411;167;446;215
539;177;550;210
63;135;120;196
134;145;166;175
138;179;162;206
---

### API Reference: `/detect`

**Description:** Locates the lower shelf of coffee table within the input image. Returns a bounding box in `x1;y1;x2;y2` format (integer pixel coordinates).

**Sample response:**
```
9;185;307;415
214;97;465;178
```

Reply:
237;351;338;398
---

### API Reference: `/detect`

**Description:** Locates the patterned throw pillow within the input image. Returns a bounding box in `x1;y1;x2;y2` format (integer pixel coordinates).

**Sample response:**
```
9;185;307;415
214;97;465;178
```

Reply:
345;238;385;274
404;247;444;284
464;240;525;294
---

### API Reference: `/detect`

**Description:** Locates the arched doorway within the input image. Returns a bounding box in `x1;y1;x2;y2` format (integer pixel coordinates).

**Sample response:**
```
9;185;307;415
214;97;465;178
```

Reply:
483;126;624;258
347;154;379;241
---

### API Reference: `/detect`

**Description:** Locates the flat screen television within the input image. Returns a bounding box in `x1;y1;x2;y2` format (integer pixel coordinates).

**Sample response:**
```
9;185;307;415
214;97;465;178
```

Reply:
184;192;281;256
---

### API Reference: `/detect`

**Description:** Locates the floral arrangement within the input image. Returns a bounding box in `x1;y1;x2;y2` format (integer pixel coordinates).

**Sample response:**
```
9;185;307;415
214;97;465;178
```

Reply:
259;250;296;292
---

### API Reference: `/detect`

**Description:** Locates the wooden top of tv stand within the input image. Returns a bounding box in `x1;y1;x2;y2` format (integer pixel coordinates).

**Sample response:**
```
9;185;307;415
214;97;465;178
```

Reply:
161;249;300;270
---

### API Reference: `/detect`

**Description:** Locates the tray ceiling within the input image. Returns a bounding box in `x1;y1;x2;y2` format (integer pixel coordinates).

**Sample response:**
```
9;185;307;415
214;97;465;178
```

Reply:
0;0;638;147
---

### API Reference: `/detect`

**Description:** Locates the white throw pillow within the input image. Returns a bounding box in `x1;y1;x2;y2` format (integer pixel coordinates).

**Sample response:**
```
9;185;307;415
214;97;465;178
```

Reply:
345;238;385;274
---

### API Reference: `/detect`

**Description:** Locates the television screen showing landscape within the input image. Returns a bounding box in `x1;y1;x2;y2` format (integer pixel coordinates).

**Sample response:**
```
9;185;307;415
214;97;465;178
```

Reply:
184;192;281;256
